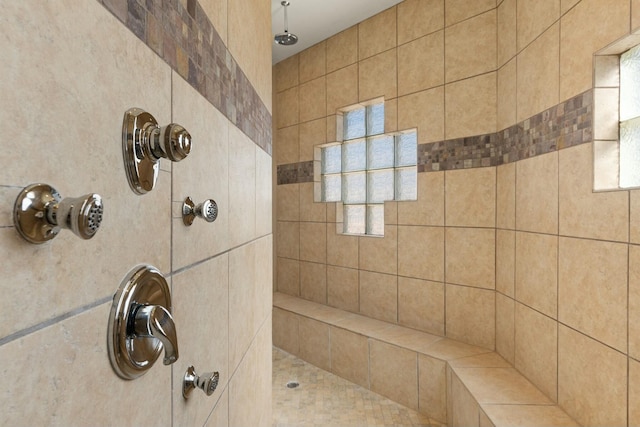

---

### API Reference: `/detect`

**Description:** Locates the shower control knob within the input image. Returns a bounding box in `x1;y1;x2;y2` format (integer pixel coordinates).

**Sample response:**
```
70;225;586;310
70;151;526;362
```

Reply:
182;197;218;226
123;108;192;195
153;123;191;162
183;366;219;399
13;183;104;244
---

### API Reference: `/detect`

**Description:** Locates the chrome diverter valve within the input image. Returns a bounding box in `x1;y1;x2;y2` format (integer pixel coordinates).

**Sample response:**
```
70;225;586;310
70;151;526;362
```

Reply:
122;108;191;195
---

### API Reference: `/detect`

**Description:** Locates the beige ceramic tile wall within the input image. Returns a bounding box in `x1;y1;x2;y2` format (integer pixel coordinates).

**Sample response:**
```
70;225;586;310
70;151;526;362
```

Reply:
0;1;272;426
274;0;640;425
274;0;499;352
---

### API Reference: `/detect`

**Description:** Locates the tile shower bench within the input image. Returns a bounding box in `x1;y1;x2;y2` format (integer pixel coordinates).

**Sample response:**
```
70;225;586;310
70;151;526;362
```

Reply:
273;292;579;427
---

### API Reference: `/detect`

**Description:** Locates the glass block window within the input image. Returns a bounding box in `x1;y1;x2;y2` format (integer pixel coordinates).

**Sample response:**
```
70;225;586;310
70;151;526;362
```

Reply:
317;101;418;237
620;44;640;188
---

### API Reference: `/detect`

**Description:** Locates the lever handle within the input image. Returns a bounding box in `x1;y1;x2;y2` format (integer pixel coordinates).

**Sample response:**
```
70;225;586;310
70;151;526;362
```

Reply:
133;304;179;365
183;366;219;398
182;197;218;226
14;183;104;244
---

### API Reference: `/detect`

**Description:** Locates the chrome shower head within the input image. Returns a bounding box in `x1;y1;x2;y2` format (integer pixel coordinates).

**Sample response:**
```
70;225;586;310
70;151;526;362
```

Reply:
275;32;298;46
53;193;104;240
275;1;298;46
14;183;104;244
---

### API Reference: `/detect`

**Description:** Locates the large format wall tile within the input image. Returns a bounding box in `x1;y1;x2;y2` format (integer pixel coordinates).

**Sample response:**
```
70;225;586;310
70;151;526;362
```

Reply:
558;325;627;427
514;303;558;401
398;171;445;226
228;321;272;427
559;0;629;101
496;230;515;297
515;151;558;234
446;228;496;290
558;237;628;353
369;339;419;410
330;327;369;388
228;124;257;247
0;304;171;426
172;74;230;269
445;0;495;26
630;244;640;360
445;73;497;139
496;162;516;229
326;27;358;73
515;232;558;318
446;167;496;228
446;284;495;349
359;49;398;102
359;226;398;275
445;10;497;83
299;42;326;84
274;55;299;93
559;143;628;242
326;64;358;115
0;0;171;340
228;0;271;110
398;86;445;144
497;0;516;67
397;0;444;45
398;277;445;335
327;265;359;312
516;23;559;123
173;255;230;427
516;0;560;51
300;261;327;304
298;317;331;371
398;31;444;96
358;7;397;60
398;226;445;282
495;293;515;365
359;271;398;323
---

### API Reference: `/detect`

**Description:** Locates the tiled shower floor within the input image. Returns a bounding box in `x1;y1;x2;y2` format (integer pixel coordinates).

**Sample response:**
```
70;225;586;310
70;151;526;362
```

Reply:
272;347;443;427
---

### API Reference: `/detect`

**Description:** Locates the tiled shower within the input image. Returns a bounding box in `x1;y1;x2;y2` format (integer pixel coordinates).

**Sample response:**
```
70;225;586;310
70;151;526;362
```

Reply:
273;0;640;425
0;0;272;426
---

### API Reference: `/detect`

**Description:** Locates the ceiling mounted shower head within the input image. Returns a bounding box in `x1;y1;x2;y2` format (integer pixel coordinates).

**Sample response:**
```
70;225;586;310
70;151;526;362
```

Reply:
275;1;298;46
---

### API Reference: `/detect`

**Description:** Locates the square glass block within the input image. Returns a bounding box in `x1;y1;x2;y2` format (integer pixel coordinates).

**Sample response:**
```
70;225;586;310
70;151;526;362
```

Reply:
343;204;366;235
342;172;366;204
621;44;640;121
366;103;385;136
366;204;385;236
395;167;417;201
342;139;367;172
395;132;417;167
344;108;366;140
321;174;342;202
367;135;394;170
367;169;394;203
321;145;342;174
620;116;640;188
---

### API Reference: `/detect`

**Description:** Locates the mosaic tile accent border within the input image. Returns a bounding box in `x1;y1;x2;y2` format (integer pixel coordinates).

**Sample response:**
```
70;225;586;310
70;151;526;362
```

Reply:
419;90;593;172
277;90;593;184
277;161;314;185
98;0;272;155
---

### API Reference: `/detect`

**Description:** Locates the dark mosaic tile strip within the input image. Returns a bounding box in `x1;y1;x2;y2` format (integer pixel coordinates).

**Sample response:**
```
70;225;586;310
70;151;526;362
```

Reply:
418;90;593;172
98;0;272;155
278;90;593;183
277;161;315;185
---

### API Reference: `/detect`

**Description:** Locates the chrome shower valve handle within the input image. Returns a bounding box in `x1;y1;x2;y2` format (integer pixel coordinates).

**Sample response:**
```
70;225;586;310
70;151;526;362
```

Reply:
13;183;104;244
182;197;218;226
183;366;219;398
122;108;192;195
108;265;179;380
